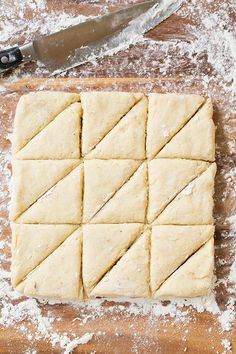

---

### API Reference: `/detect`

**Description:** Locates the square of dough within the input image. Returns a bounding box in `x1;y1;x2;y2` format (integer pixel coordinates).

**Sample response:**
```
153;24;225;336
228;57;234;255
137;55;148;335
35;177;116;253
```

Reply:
11;90;216;301
147;94;215;161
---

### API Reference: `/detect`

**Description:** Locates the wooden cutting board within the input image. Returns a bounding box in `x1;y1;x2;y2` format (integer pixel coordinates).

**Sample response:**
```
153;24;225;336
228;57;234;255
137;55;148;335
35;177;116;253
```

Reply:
0;77;235;353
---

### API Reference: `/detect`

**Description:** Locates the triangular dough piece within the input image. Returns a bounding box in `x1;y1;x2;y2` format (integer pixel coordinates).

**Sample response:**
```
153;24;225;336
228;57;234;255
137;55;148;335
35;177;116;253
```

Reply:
10;160;79;221
11;224;78;286
90;230;150;298
87;97;147;159
83;160;140;222
158;99;215;161
81;92;142;154
150;225;214;294
83;224;143;294
17;164;83;224
154;163;216;225
13;91;80;153
16;229;83;300
154;237;214;298
148;159;209;223
147;93;204;159
91;162;147;223
15;103;82;159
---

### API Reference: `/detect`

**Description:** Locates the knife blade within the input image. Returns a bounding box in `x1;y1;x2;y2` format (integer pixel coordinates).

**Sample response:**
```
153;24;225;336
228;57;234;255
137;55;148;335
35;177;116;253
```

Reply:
0;0;182;74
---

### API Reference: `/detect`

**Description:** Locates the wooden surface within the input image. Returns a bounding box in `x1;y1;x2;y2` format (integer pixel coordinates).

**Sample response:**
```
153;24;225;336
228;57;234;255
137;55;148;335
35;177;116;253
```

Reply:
0;77;235;354
0;1;236;353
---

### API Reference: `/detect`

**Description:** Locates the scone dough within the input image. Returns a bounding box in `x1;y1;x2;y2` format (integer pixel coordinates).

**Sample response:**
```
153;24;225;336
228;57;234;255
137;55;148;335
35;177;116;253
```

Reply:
11;224;78;286
154;238;214;298
15;103;82;160
86;97;147;159
154;163;216;225
157;99;215;161
147;93;204;159
81;92;143;155
148;159;209;223
82;224;143;295
13;91;80;153
11;91;216;301
150;225;214;294
91;230;150;298
16;228;83;300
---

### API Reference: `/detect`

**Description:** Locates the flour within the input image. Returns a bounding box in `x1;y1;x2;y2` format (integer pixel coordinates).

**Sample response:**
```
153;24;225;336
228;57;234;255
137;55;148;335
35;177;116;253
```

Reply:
0;0;236;352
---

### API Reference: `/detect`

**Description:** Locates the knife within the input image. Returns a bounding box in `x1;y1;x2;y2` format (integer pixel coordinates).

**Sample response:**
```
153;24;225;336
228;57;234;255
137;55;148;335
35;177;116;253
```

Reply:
0;0;182;74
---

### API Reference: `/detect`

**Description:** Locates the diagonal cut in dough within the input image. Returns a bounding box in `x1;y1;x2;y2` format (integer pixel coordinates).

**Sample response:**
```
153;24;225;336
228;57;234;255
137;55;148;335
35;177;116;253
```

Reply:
11;223;78;286
90;229;150;298
147;93;205;159
157;99;215;161
17;164;83;224
154;237;214;298
15;103;82;160
10;159;80;221
13;91;80;153
81;91;143;155
147;159;209;223
82;223;144;295
150;225;214;294
83;159;141;222
16;228;83;300
86;97;147;159
91;162;147;223
154;163;216;225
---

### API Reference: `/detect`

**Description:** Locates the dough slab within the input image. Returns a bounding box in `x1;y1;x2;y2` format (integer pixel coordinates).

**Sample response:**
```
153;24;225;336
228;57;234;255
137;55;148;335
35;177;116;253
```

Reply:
11;91;216;300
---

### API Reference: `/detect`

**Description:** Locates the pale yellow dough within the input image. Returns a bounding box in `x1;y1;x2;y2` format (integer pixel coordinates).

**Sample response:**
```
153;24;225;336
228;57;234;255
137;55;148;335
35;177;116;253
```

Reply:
150;225;214;294
16;228;83;300
16;164;83;224
86;97;147;159
13;91;80;153
154;237;214;298
11;91;216;301
91;230;150;298
91;162;147;223
15;103;82;160
10;160;79;221
82;224;143;295
147;93;204;159
81;91;142;155
147;159;209;223
83;159;140;222
158;99;215;161
154;163;216;225
11;224;78;286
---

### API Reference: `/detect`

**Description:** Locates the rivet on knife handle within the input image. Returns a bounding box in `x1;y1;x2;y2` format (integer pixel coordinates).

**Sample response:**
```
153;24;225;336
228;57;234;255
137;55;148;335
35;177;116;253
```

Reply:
0;47;23;71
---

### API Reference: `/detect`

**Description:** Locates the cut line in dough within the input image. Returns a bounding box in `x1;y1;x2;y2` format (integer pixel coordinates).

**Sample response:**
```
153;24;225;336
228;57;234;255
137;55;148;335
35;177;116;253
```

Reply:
13;91;80;153
90;229;150;298
11;224;78;286
91;162;147;223
150;225;214;294
154;237;214;298
147;159;209;223
154;163;216;225
81;92;143;155
15;103;82;160
16;228;83;300
86;97;147;159
82;223;144;295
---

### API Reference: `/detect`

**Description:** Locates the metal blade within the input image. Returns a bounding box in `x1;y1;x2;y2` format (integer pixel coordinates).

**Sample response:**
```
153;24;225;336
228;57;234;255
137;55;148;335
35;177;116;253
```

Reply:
30;0;158;71
55;0;182;74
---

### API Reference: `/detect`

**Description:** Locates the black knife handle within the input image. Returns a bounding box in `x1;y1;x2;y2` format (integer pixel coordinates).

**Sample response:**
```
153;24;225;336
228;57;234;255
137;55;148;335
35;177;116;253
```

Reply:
0;47;23;71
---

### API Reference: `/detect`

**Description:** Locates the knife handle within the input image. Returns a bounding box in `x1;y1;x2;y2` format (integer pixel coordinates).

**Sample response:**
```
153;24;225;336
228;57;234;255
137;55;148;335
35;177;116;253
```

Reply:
0;47;23;71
